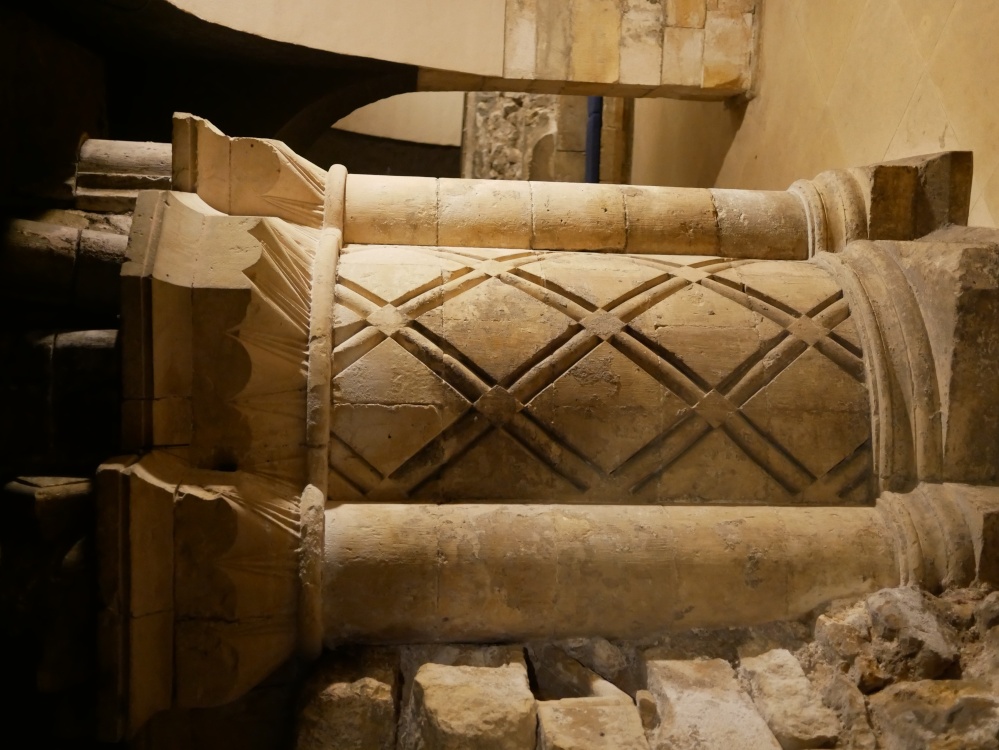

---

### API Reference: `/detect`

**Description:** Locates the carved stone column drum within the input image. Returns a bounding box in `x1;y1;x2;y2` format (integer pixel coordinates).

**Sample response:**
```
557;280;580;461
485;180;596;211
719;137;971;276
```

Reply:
330;246;872;505
98;116;998;739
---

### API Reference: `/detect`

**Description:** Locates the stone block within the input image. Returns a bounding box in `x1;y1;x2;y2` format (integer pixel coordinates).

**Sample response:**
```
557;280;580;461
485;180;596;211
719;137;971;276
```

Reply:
556;95;588;153
527;643;630;701
702;12;753;91
976;592;999;635
889;240;999;484
620;0;665;87
558;638;631;686
868;680;999;750
815;667;877;750
504;0;537;79
864;587;959;682
623;185;717;253
966;627;999;691
645;658;781;749
569;0;620;84
738;649;841;749
661;26;704;87
344;174;438;246
537;697;649;750
297;648;399;750
531;182;626;250
438;178;532;248
405;662;537;750
536;0;571;81
814;602;871;665
667;0;707;28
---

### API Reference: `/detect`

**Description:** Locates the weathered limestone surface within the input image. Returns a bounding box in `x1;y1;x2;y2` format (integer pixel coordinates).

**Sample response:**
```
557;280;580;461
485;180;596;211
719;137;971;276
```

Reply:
296;648;398;750
868;680;999;750
865;588;960;683
814;668;877;750
645;658;781;749
966;628;999;689
493;0;758;96
537;697;649;750
323;503;899;643
329;246;872;505
403;663;537;750
738;649;841;750
75;138;171;211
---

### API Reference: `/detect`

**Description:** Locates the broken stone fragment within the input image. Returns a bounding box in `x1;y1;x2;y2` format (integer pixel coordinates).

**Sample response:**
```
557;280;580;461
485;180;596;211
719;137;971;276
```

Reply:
965;627;999;690
867;679;999;750
296;647;399;750
814;666;877;750
644;658;781;749
976;591;999;635
404;662;537;750
814;602;872;664
738;649;841;749
865;587;959;682
537;697;650;750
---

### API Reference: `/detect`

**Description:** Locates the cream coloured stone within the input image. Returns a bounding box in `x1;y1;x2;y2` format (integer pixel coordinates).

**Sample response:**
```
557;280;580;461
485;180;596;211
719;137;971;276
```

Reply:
814;667;877;750
868;680;999;750
323;503;900;642
569;0;621;85
623;185;718;253
406;663;537;750
504;0;537;79
438;178;532;248
738;649;841;750
666;0;707;28
702;11;753;91
661;26;704;87
711;189;809;259
536;0;571;82
537;697;650;750
531;182;626;250
344;174;438;246
296;648;398;750
620;0;665;87
645;658;781;749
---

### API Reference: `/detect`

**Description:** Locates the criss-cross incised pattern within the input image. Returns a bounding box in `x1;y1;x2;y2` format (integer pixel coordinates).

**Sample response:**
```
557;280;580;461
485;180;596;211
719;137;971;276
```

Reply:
328;245;873;505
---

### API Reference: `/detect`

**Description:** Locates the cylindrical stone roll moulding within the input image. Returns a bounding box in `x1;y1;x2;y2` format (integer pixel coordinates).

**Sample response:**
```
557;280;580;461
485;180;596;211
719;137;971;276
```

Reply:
322;484;999;643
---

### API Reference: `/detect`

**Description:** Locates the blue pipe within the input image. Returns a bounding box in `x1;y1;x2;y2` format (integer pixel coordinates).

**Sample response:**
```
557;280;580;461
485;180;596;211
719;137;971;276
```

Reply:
584;96;603;183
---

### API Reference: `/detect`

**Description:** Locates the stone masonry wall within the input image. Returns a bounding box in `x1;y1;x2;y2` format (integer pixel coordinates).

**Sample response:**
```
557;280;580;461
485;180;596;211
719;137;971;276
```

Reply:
500;0;759;96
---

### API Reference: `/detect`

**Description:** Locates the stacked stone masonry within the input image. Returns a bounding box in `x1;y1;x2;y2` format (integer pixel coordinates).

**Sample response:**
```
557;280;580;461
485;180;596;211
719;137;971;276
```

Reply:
497;0;758;96
296;583;999;750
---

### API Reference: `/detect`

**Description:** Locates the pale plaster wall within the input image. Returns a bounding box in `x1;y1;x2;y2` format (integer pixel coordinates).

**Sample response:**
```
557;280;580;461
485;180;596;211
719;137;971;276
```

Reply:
167;0;506;76
333;92;465;147
630;0;999;228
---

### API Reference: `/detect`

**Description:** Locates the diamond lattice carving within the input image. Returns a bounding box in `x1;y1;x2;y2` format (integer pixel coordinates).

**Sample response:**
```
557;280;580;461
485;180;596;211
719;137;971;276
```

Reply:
329;246;873;505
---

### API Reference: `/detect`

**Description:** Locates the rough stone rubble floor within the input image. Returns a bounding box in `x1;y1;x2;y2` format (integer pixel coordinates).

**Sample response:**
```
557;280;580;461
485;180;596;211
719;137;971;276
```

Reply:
296;584;999;749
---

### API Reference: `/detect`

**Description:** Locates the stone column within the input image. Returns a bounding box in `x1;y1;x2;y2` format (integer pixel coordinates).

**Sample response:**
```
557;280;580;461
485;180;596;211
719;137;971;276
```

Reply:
321;483;999;644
